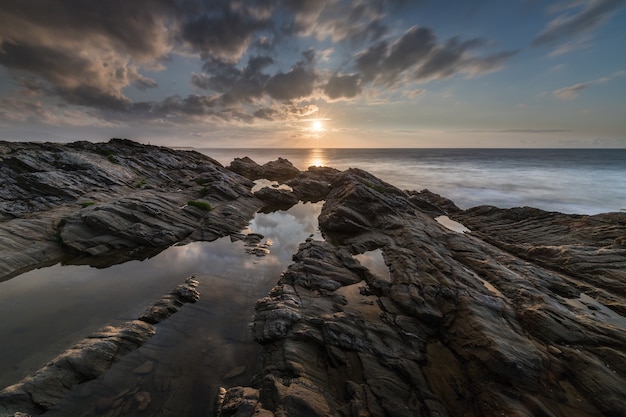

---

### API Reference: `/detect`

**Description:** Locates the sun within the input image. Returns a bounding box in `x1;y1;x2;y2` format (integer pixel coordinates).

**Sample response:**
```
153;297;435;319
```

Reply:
312;120;323;132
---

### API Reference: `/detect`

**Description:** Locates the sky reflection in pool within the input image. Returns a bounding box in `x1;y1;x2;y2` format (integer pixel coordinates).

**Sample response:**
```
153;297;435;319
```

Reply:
0;201;323;390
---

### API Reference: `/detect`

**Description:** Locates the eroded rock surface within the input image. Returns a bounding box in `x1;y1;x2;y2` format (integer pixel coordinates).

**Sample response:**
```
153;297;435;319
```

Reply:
227;157;300;182
0;139;262;280
3;145;625;417
286;166;341;203
219;168;626;417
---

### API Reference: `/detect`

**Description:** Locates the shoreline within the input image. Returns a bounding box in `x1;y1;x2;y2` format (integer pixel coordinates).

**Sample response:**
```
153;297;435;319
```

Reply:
1;139;625;417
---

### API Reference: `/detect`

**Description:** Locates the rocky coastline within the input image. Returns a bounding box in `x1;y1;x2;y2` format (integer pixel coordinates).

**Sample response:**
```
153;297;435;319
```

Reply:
1;140;625;417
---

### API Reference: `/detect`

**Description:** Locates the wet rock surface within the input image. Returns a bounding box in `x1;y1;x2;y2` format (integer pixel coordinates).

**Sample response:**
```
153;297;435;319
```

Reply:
227;156;300;182
253;187;299;212
2;147;626;417
219;168;626;417
0;139;262;280
286;166;341;203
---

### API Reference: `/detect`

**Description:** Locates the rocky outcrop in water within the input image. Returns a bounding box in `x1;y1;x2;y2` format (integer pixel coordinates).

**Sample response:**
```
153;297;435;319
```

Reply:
0;139;263;280
227;157;300;182
0;276;200;417
286;166;341;203
219;168;626;417
253;187;299;212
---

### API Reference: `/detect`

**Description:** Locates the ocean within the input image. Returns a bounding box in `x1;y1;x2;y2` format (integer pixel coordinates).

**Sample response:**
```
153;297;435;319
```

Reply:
199;148;626;215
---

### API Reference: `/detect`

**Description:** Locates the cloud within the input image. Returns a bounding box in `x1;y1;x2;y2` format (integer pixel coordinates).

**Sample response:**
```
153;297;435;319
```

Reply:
0;0;517;130
281;0;389;43
533;0;625;46
384;26;437;83
552;72;621;100
266;64;317;101
323;74;362;99
455;129;571;133
0;0;169;112
553;83;589;100
254;104;319;120
354;26;517;85
191;56;273;105
181;8;271;63
0;97;118;127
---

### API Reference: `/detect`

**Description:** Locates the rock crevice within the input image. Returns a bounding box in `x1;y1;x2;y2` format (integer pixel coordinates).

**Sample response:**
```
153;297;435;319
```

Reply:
220;168;626;417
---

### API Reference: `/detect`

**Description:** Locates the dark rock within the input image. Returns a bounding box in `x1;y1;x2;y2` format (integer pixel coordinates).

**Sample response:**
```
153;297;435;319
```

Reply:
286;166;341;202
219;168;626;417
453;206;626;299
261;158;300;182
227;157;300;182
226;157;264;180
254;187;299;212
138;276;200;324
407;188;462;216
243;233;264;246
0;139;262;279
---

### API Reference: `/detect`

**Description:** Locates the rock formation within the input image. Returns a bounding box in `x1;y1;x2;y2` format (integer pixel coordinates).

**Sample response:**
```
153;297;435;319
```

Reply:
286;166;341;203
219;168;626;417
227;157;300;182
2;143;625;417
0;139;264;280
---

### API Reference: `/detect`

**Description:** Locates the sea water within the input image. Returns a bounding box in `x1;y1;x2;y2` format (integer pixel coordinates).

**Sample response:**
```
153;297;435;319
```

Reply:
200;148;626;215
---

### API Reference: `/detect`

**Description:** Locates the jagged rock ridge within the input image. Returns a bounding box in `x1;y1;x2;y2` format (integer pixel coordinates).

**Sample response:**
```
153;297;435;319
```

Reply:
2;144;625;417
219;168;626;417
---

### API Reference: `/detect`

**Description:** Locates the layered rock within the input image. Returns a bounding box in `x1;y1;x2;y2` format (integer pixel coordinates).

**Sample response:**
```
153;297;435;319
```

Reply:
3;145;625;417
0;139;262;279
286;166;341;203
254;187;299;212
227;157;300;182
219;168;626;417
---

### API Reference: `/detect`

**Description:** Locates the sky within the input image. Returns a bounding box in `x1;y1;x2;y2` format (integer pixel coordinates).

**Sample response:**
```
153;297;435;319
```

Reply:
0;0;625;148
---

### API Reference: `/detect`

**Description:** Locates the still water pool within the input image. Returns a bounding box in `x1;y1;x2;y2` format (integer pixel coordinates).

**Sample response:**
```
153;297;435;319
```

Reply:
0;201;323;410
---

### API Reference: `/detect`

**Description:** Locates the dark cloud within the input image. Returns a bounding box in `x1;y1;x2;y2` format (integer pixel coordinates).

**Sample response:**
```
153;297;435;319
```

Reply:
533;0;624;46
191;51;318;106
253;104;318;120
0;0;175;60
414;37;481;81
324;74;362;99
17;77;49;97
253;107;280;120
353;26;516;86
181;8;271;63
383;26;436;83
266;64;317;101
192;56;273;105
356;42;389;82
0;42;137;110
0;42;87;88
0;0;169;116
59;86;131;111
